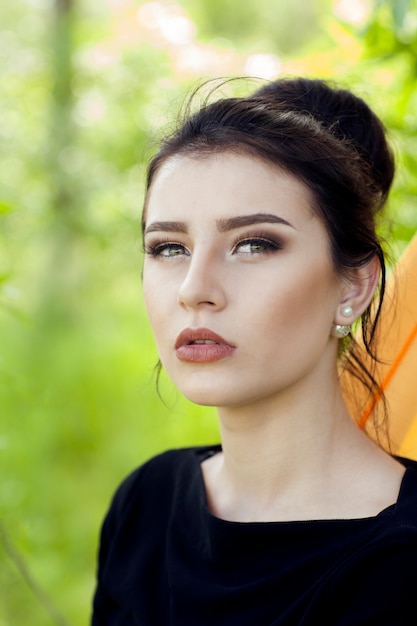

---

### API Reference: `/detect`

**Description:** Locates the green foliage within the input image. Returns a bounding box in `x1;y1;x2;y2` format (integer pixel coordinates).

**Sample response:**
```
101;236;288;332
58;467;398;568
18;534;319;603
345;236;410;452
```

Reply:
1;0;417;624
183;0;334;53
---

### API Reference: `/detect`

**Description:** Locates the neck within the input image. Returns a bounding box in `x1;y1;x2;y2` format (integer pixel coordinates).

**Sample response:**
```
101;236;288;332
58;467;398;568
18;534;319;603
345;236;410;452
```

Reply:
217;377;349;488
203;369;385;522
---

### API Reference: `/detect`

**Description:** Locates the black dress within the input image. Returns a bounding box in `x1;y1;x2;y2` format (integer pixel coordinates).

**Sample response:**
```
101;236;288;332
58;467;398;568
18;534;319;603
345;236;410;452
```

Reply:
92;446;417;625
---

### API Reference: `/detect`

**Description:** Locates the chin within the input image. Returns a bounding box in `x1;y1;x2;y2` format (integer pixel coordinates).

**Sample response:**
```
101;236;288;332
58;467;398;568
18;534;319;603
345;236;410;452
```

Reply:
167;369;271;408
178;384;261;409
180;388;225;407
173;382;234;407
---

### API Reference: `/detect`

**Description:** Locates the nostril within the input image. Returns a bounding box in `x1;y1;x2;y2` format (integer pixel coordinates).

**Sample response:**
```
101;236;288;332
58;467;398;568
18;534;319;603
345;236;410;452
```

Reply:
177;267;226;310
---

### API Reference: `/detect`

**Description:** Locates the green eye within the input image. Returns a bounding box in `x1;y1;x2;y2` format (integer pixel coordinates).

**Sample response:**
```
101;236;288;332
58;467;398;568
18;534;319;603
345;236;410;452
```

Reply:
145;242;190;258
234;238;278;254
159;244;186;257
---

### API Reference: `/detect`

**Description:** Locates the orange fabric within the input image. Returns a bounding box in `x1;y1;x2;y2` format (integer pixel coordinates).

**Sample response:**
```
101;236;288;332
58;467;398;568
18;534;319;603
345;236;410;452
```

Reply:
357;321;417;430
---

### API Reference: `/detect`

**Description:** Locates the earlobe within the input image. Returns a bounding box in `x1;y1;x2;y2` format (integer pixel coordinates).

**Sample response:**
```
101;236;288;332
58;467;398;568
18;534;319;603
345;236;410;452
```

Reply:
334;255;381;326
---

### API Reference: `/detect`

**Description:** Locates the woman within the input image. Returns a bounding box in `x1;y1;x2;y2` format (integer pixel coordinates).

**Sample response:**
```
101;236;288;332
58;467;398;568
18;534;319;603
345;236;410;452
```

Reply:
92;77;417;625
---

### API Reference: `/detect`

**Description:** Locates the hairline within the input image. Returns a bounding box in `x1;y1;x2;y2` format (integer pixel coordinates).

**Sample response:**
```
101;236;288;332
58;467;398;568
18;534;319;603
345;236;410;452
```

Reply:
142;144;320;231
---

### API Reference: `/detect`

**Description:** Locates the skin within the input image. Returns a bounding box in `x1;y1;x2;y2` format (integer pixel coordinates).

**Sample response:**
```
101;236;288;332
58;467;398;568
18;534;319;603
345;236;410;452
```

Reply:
143;152;405;523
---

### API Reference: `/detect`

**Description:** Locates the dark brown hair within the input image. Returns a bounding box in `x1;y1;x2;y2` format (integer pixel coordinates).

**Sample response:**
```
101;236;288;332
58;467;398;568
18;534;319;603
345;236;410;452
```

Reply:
143;77;395;431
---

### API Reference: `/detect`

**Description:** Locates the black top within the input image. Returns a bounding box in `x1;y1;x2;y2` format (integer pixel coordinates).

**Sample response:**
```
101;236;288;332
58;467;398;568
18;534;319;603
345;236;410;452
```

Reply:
92;446;417;625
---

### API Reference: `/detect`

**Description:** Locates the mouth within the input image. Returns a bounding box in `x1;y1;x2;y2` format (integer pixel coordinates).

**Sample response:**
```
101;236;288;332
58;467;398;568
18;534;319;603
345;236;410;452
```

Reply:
175;328;235;363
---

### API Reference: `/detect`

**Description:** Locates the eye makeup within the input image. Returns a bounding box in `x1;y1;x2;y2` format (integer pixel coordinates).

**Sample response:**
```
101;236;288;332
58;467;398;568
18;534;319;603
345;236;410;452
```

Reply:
230;230;285;256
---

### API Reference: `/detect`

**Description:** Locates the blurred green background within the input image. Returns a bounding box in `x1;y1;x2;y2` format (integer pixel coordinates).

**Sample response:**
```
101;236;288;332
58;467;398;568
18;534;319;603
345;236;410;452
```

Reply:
1;0;417;623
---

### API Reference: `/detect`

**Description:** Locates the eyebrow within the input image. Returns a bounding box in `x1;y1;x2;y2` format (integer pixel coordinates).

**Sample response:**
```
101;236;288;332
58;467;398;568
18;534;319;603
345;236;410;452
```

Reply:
216;212;294;232
144;220;187;235
144;212;294;236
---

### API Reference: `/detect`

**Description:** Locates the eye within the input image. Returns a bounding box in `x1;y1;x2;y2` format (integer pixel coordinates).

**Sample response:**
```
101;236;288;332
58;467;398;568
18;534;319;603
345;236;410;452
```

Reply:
145;241;190;258
232;237;280;255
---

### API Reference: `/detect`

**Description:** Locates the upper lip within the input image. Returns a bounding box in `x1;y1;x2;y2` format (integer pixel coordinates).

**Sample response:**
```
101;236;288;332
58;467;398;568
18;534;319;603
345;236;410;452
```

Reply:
175;328;233;349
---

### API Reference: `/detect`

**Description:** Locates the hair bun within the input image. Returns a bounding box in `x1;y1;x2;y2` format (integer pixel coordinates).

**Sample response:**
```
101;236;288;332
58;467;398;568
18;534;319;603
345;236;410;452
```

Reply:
253;78;394;207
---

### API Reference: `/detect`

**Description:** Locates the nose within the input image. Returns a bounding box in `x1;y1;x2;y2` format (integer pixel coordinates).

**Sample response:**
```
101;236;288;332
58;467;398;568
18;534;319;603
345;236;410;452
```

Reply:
177;253;226;311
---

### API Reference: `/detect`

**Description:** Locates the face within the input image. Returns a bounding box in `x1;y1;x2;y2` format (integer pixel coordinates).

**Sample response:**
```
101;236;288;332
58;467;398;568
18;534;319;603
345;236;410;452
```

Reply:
142;152;345;409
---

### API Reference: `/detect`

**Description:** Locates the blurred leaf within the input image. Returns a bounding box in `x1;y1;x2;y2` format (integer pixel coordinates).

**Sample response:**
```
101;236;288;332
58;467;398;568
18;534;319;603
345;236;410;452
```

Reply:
0;273;11;284
392;0;410;28
0;200;13;216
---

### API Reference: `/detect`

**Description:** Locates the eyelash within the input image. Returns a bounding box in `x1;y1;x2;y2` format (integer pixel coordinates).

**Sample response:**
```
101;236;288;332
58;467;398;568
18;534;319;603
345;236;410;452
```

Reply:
144;232;283;258
231;232;283;255
144;239;190;258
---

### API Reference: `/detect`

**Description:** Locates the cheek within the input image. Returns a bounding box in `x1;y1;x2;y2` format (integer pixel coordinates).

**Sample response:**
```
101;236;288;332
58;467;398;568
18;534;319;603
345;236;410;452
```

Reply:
142;270;176;344
142;274;162;334
254;262;339;340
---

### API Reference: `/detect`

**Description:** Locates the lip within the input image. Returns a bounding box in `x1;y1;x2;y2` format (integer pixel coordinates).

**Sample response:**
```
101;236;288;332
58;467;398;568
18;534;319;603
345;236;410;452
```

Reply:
175;328;235;363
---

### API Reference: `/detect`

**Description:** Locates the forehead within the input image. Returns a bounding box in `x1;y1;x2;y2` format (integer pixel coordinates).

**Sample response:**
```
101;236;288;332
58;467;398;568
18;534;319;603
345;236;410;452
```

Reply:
144;152;317;228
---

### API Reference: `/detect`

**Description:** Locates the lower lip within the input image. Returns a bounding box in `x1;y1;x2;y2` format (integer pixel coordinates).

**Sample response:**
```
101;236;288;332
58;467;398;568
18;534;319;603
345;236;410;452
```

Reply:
176;344;235;363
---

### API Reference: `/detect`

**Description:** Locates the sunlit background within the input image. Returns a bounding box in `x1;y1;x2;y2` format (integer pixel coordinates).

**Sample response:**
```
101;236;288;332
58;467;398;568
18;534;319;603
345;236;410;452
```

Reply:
1;0;417;623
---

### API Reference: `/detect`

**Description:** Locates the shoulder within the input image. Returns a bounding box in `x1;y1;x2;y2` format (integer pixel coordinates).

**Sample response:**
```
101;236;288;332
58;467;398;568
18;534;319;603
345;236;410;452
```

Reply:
321;458;417;587
340;457;417;577
318;464;417;624
96;444;219;576
320;531;417;624
93;446;217;618
105;444;219;525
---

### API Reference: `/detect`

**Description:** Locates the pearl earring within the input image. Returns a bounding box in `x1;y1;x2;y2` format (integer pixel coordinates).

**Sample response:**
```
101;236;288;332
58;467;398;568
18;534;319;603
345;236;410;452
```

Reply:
331;324;351;339
341;305;353;317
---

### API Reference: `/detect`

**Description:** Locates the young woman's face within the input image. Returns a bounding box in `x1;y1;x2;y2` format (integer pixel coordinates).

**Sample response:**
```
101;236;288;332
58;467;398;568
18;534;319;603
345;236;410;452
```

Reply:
143;152;345;409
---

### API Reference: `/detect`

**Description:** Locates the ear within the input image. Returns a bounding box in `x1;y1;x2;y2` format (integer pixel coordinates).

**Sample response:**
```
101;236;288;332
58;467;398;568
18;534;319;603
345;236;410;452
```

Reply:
334;255;381;326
